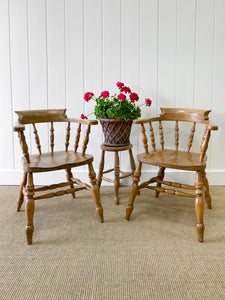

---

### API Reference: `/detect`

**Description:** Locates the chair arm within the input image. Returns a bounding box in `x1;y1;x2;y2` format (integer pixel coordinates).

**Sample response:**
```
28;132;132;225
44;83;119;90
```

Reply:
68;118;98;126
133;117;161;124
206;124;218;131
14;122;25;132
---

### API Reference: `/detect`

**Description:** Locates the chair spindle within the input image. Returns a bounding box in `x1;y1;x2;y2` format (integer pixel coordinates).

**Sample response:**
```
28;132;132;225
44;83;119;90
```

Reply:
187;122;196;152
74;123;81;153
32;123;41;154
159;120;164;150
50;122;54;153
141;124;149;154
82;125;91;155
175;121;179;150
18;131;30;163
65;122;70;152
199;128;211;162
149;122;156;152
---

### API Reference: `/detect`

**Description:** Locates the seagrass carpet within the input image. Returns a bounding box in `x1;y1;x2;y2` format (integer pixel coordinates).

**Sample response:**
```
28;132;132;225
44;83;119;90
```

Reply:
0;185;224;300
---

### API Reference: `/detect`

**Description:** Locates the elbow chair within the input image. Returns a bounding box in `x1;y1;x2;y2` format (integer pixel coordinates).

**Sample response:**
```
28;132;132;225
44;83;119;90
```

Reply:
14;109;104;244
126;108;218;242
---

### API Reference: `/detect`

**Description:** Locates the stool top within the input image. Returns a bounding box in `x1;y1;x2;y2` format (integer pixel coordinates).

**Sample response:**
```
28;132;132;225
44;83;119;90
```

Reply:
100;144;133;152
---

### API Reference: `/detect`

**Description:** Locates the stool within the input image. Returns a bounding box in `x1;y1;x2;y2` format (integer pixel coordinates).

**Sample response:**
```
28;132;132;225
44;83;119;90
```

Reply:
97;144;136;205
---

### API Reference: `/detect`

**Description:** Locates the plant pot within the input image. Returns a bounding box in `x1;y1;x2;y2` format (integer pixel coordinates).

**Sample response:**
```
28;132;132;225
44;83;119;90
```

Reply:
99;118;133;147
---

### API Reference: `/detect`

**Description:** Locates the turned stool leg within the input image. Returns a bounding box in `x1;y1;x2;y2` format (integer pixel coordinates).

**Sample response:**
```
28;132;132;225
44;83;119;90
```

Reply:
88;163;104;223
17;172;27;211
66;168;75;198
195;171;205;242
126;162;142;220
97;150;105;187
25;173;35;245
114;151;120;205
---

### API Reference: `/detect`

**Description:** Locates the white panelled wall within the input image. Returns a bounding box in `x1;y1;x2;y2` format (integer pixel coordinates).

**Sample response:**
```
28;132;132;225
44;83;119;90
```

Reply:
0;0;225;185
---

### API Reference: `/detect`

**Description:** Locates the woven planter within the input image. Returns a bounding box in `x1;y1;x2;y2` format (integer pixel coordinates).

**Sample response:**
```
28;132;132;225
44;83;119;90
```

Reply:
99;118;133;147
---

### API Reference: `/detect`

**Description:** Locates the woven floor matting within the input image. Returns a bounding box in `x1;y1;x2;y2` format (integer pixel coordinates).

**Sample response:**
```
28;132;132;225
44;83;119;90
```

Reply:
0;185;224;299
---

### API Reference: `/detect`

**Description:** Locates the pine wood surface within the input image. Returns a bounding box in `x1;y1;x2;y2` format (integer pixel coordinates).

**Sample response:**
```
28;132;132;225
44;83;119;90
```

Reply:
14;109;103;245
127;108;218;243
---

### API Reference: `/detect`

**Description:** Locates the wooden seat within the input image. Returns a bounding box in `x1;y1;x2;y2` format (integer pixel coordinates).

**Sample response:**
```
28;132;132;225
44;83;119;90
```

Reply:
126;108;218;242
14;109;104;244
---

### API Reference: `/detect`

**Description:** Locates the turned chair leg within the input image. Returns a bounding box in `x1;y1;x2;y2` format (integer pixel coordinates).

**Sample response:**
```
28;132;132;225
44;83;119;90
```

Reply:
202;171;212;209
155;167;165;198
126;162;142;220
17;172;27;211
66;168;75;199
25;173;35;245
88;163;104;223
195;171;205;242
114;151;120;205
97;150;105;188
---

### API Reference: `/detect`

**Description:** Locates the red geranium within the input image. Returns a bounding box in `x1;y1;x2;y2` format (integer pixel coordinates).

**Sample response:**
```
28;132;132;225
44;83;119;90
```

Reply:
145;98;152;107
116;81;124;89
81;113;87;119
101;91;109;99
117;93;126;101
121;86;131;94
84;92;94;102
130;92;139;103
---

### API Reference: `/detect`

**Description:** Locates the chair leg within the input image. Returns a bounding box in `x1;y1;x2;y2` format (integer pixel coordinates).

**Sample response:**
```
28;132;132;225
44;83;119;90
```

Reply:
88;163;104;223
97;149;105;187
17;172;27;211
195;171;205;242
202;171;212;209
25;173;35;245
114;151;120;205
155;167;165;198
126;162;142;220
66;168;75;199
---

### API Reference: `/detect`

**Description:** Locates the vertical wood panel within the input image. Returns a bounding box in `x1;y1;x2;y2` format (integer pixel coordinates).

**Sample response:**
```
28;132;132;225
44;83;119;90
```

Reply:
0;0;14;169
46;0;66;108
176;0;196;107
121;0;140;173
28;0;49;154
158;0;177;108
211;0;225;170
194;0;215;108
65;0;84;116
9;0;31;169
84;0;103;168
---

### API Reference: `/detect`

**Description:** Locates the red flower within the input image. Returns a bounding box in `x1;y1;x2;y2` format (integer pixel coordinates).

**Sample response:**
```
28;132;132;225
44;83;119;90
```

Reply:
118;93;126;101
81;113;87;119
130;92;139;103
121;86;131;94
101;91;109;99
145;98;152;107
84;92;94;102
117;81;124;89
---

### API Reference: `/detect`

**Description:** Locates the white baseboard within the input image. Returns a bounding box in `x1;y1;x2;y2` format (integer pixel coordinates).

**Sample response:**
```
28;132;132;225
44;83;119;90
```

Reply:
0;169;224;186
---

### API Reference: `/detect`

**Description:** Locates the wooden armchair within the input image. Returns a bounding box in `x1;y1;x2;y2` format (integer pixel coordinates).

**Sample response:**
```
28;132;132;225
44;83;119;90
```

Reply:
126;108;218;242
14;109;103;244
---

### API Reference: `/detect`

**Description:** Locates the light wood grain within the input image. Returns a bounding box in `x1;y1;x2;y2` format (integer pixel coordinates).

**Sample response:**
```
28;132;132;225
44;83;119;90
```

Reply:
127;108;218;242
14;109;103;244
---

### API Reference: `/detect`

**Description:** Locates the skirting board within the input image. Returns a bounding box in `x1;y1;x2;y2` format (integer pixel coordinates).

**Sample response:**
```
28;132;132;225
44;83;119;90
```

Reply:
0;169;224;186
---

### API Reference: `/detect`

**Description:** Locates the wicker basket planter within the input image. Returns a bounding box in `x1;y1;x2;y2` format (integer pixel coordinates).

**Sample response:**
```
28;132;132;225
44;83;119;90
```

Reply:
99;118;133;147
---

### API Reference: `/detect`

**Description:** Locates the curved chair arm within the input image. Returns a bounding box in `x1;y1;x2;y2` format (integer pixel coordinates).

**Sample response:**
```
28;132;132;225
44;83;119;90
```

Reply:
14;122;25;132
68;118;98;126
133;117;161;125
206;124;218;131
